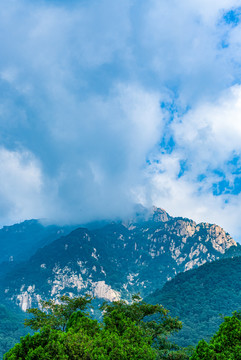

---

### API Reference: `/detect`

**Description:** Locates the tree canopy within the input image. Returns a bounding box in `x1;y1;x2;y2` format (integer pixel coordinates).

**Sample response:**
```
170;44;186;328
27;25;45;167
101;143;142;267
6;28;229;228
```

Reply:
4;295;189;360
191;311;241;360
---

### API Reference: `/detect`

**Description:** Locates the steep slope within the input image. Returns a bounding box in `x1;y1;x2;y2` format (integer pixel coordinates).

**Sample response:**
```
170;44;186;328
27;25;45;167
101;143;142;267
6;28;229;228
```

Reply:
221;242;241;258
2;208;236;312
145;256;241;347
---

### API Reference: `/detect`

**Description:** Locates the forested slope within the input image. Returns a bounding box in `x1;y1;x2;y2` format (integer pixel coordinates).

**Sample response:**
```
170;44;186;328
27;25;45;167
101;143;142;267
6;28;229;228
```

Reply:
145;256;241;346
0;303;29;359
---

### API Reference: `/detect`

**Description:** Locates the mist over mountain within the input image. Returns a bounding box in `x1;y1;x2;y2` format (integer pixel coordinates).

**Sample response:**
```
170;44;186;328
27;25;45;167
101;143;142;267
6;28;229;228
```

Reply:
2;1;241;358
1;1;241;239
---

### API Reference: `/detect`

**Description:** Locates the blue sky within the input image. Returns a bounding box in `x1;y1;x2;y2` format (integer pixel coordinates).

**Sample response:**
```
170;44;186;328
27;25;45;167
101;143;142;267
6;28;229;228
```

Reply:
1;0;241;240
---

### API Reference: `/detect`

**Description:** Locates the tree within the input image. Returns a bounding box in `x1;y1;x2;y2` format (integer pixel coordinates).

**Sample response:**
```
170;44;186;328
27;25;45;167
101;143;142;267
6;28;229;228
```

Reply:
24;294;92;331
4;295;188;360
100;295;190;359
191;311;241;360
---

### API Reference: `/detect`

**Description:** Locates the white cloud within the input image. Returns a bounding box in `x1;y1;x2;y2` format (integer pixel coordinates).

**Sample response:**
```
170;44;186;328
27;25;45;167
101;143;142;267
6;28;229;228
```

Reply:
43;83;164;224
1;0;241;237
146;85;241;240
0;147;47;226
172;85;241;170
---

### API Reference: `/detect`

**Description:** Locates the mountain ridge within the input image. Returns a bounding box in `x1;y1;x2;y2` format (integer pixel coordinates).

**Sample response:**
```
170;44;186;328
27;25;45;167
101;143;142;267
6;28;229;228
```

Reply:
1;207;237;313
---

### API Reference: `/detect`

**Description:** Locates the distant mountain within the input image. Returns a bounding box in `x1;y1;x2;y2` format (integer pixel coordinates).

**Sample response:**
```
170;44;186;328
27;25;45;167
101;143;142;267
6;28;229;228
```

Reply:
0;219;76;265
2;207;236;312
145;255;241;347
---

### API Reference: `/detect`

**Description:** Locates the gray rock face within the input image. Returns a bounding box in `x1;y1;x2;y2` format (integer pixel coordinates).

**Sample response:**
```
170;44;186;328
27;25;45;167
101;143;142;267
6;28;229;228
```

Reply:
2;208;236;312
151;207;171;222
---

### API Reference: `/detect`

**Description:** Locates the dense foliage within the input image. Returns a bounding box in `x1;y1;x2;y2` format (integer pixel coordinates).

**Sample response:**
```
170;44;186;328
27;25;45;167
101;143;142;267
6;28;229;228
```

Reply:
145;256;241;346
191;312;241;359
4;295;189;360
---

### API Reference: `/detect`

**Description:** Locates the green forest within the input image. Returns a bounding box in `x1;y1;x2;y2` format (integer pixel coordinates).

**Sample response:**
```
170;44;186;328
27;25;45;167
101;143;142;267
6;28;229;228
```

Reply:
3;295;191;360
146;255;241;347
3;293;241;359
0;303;29;359
4;256;241;359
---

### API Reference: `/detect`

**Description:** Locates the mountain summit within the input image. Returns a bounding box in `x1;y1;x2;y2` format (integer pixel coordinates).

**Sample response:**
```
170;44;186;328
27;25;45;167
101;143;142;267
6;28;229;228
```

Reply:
2;208;236;312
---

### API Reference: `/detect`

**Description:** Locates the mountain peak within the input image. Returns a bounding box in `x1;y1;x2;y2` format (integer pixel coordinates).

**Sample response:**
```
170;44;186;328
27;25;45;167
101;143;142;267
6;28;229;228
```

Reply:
151;206;171;222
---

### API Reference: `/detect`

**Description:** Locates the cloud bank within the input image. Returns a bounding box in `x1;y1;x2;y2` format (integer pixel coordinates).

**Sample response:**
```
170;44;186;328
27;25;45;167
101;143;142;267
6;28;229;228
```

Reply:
1;0;241;239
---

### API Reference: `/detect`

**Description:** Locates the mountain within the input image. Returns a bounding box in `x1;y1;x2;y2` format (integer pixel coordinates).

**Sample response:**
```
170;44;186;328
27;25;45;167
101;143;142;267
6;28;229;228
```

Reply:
0;219;76;266
145;255;241;347
2;207;236;312
221;241;241;258
0;301;29;359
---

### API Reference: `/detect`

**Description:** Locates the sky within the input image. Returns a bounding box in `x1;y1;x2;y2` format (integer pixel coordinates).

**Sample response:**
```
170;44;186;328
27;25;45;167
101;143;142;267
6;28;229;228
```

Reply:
2;0;241;240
